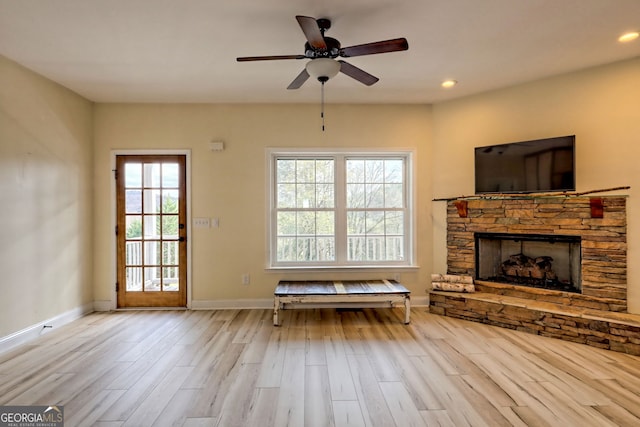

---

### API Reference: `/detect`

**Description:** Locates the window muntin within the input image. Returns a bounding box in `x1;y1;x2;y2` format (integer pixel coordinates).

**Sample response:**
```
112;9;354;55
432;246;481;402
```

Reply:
271;151;412;267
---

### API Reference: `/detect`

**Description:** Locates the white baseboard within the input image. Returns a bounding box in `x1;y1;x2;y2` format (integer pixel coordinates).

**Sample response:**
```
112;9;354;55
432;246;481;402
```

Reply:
0;302;94;355
93;300;115;311
411;295;429;307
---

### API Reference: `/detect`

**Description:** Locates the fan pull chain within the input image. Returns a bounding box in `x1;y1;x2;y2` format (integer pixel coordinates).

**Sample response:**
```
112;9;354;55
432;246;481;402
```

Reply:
321;80;326;131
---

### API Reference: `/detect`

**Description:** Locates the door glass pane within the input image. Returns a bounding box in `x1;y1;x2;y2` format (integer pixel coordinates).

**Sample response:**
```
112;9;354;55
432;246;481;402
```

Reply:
125;190;142;213
126;216;142;239
162;215;179;239
144;241;161;265
126;241;142;266
144;215;160;239
144;189;161;213
163;241;178;265
126;267;143;291
144;267;161;291
163;267;179;291
144;163;161;187
125;163;142;188
162;190;179;213
162;163;179;188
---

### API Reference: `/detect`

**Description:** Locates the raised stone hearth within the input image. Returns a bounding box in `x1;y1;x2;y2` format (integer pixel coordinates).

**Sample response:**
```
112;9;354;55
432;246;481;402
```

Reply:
429;195;638;354
429;281;640;355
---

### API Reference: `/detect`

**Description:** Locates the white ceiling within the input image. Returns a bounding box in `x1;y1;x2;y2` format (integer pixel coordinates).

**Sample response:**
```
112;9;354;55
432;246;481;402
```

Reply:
1;0;638;104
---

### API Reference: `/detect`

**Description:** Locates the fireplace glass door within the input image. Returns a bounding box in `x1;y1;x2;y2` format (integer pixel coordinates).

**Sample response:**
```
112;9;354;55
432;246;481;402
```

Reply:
475;232;581;293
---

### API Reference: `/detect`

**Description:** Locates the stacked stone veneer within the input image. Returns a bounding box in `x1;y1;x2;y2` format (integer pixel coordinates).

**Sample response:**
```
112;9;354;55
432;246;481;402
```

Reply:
446;196;627;310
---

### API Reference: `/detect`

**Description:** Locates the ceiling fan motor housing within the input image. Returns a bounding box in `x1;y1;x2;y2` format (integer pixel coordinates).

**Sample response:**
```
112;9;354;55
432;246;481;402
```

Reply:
305;37;341;58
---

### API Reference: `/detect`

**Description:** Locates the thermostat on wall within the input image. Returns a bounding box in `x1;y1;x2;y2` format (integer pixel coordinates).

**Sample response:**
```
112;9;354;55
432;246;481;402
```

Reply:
209;141;224;151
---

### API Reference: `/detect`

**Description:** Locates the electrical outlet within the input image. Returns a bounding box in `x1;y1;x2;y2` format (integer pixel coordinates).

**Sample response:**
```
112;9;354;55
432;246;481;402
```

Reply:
193;217;210;228
242;273;250;285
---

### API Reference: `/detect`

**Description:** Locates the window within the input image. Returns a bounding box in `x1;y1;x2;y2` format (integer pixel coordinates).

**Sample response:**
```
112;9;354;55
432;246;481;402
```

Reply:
269;150;414;268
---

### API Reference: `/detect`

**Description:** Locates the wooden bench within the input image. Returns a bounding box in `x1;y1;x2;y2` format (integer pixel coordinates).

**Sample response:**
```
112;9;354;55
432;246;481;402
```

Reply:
273;279;411;326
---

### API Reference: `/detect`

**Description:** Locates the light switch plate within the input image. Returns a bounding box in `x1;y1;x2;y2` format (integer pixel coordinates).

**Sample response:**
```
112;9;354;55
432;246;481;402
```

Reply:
193;217;210;228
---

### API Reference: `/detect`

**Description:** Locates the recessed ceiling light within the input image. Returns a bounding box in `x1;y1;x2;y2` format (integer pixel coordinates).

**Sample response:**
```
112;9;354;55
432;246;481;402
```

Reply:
441;79;457;89
618;31;639;43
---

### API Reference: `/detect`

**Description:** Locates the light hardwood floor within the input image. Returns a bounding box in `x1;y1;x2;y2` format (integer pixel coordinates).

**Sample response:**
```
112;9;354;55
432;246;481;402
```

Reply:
1;307;640;426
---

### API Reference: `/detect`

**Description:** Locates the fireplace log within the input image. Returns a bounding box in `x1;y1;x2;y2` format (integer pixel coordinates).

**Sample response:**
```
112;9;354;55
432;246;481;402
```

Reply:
431;273;474;284
432;281;475;293
431;273;475;292
500;253;557;281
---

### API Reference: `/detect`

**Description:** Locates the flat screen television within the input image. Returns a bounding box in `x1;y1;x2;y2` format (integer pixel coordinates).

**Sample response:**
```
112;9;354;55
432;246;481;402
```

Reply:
475;135;575;194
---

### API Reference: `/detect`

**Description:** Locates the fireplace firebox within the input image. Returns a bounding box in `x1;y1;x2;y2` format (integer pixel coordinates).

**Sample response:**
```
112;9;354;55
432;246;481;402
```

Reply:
475;232;581;293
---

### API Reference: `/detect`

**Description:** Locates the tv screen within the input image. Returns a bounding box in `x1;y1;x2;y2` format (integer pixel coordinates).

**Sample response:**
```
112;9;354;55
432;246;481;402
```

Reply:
475;135;575;194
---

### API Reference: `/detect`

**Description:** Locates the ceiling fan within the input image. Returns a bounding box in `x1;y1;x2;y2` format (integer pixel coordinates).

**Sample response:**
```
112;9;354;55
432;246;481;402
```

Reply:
236;15;409;89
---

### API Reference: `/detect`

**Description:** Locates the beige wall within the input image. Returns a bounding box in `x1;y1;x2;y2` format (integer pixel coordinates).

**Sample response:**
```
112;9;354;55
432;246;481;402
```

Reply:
0;55;94;337
2;52;638;341
432;57;640;312
93;104;434;306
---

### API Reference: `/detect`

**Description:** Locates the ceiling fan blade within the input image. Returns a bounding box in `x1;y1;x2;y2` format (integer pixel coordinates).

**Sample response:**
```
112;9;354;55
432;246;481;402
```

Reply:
237;54;305;62
340;38;409;57
287;69;310;90
296;15;327;50
338;60;379;86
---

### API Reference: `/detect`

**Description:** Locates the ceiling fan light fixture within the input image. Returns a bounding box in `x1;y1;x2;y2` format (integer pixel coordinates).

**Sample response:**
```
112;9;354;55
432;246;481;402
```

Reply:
306;58;341;81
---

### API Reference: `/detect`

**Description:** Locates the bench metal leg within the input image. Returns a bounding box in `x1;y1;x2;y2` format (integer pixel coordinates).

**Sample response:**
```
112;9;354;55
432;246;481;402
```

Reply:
404;295;411;324
273;297;281;326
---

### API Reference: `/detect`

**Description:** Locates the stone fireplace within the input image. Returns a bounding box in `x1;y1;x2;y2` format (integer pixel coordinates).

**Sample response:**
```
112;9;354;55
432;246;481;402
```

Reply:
446;196;627;311
430;195;640;354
